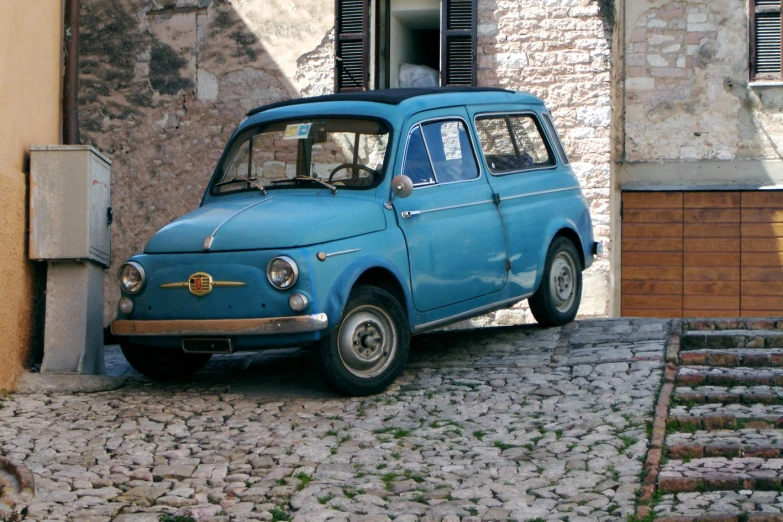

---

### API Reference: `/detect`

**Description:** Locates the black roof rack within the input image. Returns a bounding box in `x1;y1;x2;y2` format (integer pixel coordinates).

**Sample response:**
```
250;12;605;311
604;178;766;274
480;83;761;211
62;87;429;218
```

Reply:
246;87;514;117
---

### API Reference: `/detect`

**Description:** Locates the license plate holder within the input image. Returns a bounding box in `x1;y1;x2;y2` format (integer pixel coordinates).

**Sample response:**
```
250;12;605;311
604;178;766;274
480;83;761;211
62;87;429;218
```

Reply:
181;338;233;354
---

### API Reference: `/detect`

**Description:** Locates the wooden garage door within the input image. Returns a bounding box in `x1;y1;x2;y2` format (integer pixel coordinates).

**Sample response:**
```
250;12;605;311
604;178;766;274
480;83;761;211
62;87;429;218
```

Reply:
621;191;783;318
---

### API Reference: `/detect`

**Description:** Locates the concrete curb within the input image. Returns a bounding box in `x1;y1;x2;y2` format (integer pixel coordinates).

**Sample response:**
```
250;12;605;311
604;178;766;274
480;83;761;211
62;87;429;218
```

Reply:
636;320;681;519
15;373;128;394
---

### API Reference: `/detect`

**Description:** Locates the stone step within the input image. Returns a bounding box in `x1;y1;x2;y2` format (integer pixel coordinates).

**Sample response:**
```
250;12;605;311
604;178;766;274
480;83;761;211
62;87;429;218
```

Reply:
680;349;783;368
666;426;783;458
681;330;783;351
653;490;783;521
675;385;783;405
670;402;783;419
668;402;783;431
658;457;783;493
678;366;783;387
669;430;782;444
668;442;783;459
656;515;783;522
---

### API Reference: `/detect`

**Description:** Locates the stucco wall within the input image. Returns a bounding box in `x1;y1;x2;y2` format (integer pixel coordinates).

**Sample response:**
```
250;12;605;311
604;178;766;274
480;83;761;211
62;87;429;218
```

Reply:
0;1;62;389
81;0;612;324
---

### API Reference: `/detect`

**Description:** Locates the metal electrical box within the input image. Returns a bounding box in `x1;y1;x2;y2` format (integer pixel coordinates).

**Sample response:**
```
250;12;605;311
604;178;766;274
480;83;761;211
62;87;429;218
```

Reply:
28;145;112;375
29;145;112;267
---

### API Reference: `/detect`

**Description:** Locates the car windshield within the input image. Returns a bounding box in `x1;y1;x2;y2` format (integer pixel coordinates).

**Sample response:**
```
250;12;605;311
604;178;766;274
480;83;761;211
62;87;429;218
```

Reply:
212;118;390;194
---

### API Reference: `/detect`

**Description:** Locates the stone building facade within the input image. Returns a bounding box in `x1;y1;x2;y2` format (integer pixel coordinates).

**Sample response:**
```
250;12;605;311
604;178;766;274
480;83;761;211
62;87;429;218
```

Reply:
0;1;63;389
615;0;783;318
78;0;614;325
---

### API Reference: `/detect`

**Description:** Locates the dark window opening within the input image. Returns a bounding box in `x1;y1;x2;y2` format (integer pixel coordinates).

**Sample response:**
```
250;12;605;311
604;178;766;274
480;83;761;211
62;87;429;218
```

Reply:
336;0;477;92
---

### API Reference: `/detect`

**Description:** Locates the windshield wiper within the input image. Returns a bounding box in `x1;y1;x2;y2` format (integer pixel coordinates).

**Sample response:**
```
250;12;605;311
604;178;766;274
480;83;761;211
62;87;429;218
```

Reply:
214;176;267;195
270;176;337;195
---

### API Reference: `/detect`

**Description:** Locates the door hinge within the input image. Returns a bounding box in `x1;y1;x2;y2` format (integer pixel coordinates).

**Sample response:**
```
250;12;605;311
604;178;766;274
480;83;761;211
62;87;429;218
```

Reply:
620;201;624;220
505;258;511;271
492;193;500;206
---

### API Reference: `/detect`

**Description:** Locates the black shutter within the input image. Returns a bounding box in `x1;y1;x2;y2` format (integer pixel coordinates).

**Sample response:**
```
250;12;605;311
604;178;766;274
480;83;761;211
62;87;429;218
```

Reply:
335;0;369;92
752;0;782;79
441;0;477;86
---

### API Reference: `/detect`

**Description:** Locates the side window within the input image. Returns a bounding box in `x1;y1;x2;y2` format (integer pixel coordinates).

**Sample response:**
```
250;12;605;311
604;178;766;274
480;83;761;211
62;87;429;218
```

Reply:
475;114;555;174
421;120;479;182
402;126;436;186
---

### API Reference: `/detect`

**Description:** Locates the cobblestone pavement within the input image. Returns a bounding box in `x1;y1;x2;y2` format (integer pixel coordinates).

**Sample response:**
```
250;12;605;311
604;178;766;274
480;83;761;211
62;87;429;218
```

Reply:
0;319;670;522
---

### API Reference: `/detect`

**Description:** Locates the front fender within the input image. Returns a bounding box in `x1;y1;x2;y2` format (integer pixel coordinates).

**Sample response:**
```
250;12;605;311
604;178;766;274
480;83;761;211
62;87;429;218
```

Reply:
322;255;413;332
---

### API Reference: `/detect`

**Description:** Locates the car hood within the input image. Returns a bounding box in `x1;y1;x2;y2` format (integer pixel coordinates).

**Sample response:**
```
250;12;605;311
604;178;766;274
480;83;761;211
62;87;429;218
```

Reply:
144;194;387;253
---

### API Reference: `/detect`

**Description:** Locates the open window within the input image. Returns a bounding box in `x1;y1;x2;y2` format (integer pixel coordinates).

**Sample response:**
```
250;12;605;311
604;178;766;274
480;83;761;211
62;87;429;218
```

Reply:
335;0;477;92
750;0;782;81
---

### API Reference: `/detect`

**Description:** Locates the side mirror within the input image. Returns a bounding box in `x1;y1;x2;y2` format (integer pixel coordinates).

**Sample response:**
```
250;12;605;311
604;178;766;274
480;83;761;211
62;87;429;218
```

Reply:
392;175;413;198
385;175;414;209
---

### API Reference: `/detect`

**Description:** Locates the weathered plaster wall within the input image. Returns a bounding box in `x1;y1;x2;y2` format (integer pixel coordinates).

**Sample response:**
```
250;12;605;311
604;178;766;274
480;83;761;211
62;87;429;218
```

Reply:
79;0;334;323
614;0;783;315
623;0;782;164
0;1;62;389
82;0;611;324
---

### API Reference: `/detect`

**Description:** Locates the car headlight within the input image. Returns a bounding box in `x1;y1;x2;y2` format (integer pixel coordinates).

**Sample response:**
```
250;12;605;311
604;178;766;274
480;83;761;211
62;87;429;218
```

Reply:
118;261;146;294
267;256;299;290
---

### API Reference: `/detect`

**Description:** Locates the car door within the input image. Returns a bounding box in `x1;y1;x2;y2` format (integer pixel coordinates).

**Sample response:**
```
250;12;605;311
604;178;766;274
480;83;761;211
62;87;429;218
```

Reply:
392;108;508;312
470;109;581;292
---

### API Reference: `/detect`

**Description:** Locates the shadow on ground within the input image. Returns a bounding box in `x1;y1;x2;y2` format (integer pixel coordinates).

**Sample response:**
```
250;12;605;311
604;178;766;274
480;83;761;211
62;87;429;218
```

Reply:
105;324;549;400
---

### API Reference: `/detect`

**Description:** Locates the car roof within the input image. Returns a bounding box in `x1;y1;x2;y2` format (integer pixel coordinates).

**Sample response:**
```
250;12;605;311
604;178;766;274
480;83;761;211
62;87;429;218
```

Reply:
245;88;545;119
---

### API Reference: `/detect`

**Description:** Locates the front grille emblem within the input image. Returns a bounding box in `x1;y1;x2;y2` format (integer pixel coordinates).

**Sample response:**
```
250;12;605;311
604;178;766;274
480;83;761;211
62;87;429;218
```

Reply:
189;272;213;296
160;272;247;296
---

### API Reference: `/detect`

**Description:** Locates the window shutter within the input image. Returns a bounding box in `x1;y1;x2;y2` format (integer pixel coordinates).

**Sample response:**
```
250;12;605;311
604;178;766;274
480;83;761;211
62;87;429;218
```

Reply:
335;0;369;92
752;0;782;79
441;0;477;86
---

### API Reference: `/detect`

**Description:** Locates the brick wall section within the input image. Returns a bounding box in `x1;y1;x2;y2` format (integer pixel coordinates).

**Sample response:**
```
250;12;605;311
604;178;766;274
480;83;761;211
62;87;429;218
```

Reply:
81;0;611;324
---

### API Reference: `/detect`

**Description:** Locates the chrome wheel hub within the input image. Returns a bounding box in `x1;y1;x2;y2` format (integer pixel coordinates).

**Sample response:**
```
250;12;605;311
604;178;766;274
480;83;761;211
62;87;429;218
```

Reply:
337;305;397;378
550;251;577;313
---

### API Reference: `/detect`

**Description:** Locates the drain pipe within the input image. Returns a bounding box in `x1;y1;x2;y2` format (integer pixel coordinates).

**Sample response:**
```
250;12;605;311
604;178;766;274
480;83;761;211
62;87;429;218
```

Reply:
62;0;80;144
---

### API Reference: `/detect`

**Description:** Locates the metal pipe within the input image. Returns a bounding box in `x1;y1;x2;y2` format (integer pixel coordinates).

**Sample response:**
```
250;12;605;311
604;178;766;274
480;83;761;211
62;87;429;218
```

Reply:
62;0;80;144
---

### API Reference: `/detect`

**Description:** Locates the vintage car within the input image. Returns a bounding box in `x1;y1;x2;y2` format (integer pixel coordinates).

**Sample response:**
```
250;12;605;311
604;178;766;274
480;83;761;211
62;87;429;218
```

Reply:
111;88;599;395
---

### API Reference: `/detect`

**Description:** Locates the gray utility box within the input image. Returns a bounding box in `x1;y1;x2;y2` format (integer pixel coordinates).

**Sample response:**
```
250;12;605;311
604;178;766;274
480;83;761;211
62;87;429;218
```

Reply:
29;145;111;267
29;145;112;375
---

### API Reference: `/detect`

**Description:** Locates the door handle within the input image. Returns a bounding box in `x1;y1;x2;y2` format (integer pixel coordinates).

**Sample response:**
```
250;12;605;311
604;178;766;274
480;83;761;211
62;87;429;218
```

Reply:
401;210;421;219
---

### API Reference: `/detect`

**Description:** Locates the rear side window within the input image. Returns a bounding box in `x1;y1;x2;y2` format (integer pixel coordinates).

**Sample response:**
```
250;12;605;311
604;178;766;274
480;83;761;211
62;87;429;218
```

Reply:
475;114;555;174
403;119;479;186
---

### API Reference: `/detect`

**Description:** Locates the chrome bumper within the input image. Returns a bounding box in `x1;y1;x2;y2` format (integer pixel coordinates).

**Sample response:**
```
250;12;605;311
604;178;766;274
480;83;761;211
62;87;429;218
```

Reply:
111;313;329;337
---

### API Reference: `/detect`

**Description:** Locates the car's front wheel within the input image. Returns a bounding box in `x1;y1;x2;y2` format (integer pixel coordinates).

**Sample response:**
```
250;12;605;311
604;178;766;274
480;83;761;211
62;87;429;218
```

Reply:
529;236;583;327
315;285;409;396
120;343;212;380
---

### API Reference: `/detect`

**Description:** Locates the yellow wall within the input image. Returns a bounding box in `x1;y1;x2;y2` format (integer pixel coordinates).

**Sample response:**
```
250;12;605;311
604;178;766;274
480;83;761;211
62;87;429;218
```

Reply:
0;1;62;389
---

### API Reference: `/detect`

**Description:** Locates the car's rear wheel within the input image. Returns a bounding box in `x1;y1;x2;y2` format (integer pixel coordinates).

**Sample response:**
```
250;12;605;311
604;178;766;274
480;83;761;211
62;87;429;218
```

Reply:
315;285;409;396
529;236;583;327
120;343;212;380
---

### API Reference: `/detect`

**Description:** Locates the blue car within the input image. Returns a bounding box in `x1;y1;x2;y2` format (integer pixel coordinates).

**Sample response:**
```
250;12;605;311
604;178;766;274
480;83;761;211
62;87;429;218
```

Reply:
112;88;599;395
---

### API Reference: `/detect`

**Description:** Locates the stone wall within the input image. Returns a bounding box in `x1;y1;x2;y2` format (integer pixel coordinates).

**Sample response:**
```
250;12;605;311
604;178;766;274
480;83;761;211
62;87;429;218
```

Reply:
476;0;613;322
622;0;782;163
81;0;612;324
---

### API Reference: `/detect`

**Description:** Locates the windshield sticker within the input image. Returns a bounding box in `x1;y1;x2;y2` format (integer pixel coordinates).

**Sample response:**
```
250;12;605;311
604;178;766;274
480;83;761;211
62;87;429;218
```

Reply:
283;123;312;140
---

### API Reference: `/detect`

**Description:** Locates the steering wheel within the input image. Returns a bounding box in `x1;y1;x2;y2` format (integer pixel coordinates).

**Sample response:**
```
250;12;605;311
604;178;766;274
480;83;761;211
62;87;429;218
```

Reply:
328;163;381;184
